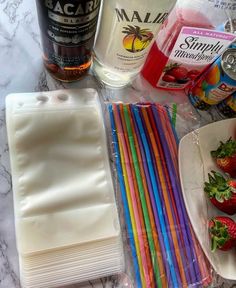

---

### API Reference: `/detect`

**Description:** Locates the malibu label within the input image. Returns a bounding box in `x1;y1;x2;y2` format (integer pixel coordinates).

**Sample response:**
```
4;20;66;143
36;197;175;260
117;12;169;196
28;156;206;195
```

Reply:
115;8;168;24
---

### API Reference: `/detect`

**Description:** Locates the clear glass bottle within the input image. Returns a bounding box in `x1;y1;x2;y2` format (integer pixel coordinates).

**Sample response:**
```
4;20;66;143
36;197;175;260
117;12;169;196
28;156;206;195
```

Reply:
92;0;176;87
35;0;101;82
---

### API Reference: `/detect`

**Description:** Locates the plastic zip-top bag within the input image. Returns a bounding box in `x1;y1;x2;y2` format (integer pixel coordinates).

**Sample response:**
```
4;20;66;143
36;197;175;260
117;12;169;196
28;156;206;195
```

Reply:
6;89;124;288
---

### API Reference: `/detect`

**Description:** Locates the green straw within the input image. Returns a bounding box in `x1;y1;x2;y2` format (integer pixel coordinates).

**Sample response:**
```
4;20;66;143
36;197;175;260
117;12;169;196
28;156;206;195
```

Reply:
171;103;177;128
123;105;162;287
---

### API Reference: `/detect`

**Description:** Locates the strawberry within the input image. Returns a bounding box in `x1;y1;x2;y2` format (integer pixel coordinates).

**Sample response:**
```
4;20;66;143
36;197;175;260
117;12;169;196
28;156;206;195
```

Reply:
204;171;236;215
187;69;200;80
162;74;176;83
187;73;198;80
211;138;236;178
168;67;188;81
188;69;199;75
228;179;236;189
209;216;236;252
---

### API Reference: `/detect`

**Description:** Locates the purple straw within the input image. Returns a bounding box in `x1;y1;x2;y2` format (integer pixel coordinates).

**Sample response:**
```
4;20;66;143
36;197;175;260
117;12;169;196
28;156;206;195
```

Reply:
152;104;202;284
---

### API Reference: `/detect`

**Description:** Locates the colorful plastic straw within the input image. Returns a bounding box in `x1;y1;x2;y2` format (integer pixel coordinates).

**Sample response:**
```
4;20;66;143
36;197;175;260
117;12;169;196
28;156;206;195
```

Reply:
108;104;141;287
152;105;201;283
113;104;149;287
144;106;190;282
108;102;212;288
122;104;161;287
132;105;179;288
140;106;189;287
119;104;155;288
155;104;211;284
128;105;168;288
138;106;182;287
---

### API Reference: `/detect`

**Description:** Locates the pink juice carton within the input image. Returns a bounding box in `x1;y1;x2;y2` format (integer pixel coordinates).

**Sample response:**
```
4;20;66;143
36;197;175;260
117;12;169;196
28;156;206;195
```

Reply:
141;0;236;91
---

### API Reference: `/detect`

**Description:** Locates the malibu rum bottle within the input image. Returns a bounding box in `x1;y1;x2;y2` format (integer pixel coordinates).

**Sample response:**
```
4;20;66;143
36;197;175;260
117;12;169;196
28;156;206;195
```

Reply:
92;0;176;87
36;0;101;82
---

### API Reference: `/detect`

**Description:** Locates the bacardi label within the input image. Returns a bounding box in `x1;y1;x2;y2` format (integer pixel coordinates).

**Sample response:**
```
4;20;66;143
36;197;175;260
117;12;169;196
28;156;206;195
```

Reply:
36;0;101;46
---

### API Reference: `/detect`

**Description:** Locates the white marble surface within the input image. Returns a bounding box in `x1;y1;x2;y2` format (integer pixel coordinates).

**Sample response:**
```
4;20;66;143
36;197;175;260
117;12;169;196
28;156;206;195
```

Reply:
0;0;236;287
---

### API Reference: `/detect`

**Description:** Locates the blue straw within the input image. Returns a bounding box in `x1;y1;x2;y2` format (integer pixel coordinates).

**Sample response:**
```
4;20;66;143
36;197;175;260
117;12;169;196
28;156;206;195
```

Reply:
108;104;142;288
132;105;179;288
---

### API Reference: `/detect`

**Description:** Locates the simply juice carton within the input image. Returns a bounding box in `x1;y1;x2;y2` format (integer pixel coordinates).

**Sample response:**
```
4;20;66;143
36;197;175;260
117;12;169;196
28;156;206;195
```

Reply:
141;0;236;91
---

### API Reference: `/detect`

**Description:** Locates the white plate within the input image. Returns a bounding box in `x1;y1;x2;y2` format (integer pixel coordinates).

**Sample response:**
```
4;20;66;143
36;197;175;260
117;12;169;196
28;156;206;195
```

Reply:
179;118;236;280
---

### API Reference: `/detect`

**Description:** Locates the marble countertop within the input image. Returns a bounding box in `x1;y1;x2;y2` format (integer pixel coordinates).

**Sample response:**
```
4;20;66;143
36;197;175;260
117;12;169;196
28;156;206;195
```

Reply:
0;0;236;287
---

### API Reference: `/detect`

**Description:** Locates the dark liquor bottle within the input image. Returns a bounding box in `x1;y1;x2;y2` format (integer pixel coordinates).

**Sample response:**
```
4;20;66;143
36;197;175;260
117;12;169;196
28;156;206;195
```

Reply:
36;0;101;82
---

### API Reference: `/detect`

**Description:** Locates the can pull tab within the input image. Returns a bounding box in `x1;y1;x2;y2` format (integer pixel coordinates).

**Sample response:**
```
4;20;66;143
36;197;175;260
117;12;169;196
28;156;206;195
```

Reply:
225;54;236;71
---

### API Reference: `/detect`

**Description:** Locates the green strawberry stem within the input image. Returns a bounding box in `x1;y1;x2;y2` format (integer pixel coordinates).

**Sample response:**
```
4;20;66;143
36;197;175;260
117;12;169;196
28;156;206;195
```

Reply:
210;220;230;252
211;138;236;158
163;62;180;73
204;171;232;202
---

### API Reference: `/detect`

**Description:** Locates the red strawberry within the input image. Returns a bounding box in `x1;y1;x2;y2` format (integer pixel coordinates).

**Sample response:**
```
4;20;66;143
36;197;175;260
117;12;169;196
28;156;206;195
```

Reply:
187;70;200;80
188;69;199;75
162;74;176;83
204;171;236;215
187;73;197;80
211;138;236;178
168;67;188;81
209;216;236;251
228;179;236;189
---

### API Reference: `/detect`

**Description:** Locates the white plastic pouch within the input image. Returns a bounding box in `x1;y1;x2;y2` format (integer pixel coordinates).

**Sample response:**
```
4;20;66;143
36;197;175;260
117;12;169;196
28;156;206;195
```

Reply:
6;89;121;255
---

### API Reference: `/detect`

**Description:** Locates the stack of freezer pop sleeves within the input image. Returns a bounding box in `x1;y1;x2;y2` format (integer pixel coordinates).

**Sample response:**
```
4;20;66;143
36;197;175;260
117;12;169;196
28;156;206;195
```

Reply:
6;90;124;288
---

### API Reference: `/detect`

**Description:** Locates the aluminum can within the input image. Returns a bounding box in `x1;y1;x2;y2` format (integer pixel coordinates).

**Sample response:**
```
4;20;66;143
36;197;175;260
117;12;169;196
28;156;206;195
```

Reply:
189;48;236;110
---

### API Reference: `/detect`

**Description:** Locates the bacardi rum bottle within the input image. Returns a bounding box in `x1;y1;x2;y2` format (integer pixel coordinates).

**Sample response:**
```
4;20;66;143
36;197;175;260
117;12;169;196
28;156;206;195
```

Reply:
36;0;101;82
92;0;176;87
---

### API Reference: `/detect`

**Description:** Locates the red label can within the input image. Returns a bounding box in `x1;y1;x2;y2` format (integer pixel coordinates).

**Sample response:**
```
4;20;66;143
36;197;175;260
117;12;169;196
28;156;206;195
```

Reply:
189;48;236;110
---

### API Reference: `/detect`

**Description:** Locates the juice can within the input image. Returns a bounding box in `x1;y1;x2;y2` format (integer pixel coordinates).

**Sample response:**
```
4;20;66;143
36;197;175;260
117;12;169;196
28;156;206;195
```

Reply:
216;91;236;118
189;48;236;110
